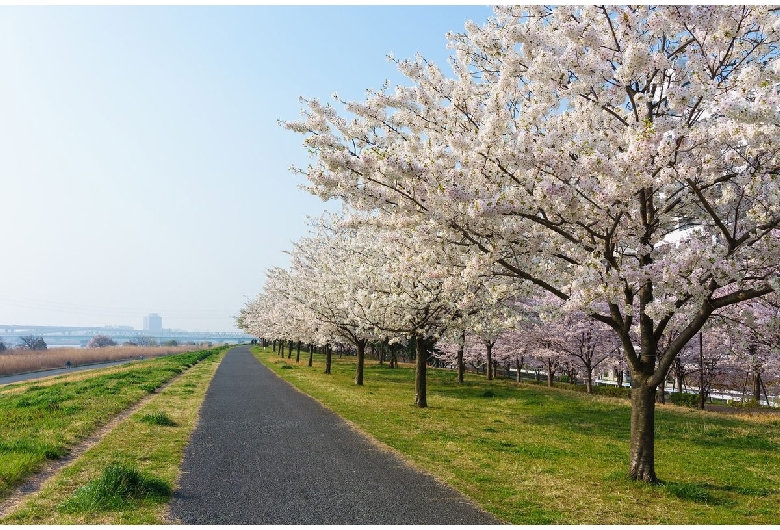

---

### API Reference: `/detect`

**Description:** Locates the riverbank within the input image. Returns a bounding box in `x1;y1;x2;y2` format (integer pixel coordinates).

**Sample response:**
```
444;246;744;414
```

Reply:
0;345;199;379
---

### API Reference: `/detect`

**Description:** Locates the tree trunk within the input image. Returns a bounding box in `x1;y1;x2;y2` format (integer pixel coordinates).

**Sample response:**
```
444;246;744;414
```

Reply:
516;357;523;383
485;342;493;381
288;340;293;359
585;366;593;394
457;330;465;384
457;345;465;384
546;360;554;387
296;341;301;363
753;372;762;402
324;344;332;375
629;379;658;483
761;377;770;407
272;340;276;353
674;357;684;394
355;339;366;386
414;337;428;408
308;344;313;367
698;332;705;410
656;361;667;404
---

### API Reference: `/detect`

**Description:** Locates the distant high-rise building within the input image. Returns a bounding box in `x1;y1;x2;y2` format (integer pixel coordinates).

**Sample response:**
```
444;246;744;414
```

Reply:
143;313;162;333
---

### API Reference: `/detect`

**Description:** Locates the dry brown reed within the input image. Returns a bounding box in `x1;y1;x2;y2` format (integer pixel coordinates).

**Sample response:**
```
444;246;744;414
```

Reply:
0;345;204;377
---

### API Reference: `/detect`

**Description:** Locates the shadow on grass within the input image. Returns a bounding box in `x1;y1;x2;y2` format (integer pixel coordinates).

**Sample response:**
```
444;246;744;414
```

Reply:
138;412;177;427
604;470;775;507
58;463;171;513
662;480;776;507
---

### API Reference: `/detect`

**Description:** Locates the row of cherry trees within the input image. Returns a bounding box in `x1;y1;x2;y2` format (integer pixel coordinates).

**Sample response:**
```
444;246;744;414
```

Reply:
240;231;779;404
241;6;780;483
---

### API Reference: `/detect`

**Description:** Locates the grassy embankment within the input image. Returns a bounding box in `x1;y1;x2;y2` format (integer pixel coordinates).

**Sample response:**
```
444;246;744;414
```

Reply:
0;345;203;377
0;345;227;521
254;347;780;524
0;345;228;524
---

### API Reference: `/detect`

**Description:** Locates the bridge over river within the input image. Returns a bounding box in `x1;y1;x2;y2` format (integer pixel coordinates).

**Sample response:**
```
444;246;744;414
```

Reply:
0;324;254;347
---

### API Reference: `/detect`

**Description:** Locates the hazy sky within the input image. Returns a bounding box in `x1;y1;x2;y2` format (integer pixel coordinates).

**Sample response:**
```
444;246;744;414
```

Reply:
0;5;494;332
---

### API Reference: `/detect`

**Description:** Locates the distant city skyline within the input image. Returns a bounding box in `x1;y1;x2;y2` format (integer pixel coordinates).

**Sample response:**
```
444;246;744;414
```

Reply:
143;313;163;333
0;5;494;332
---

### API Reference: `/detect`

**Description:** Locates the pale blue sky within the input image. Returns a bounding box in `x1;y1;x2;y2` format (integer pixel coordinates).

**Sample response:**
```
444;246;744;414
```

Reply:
0;5;493;331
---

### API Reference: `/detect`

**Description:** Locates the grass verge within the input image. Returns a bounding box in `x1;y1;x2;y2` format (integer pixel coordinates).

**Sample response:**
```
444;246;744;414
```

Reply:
0;346;227;524
254;347;780;524
0;346;225;503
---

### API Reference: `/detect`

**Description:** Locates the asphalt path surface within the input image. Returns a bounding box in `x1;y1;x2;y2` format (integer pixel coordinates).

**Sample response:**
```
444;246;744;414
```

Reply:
169;346;501;524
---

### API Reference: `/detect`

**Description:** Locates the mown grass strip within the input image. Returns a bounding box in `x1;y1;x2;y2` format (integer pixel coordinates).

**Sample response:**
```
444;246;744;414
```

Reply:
0;346;226;503
254;347;780;524
0;346;227;524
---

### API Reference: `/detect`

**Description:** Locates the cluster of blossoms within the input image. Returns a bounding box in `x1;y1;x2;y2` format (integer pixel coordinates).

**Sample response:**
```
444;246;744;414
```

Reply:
241;6;780;483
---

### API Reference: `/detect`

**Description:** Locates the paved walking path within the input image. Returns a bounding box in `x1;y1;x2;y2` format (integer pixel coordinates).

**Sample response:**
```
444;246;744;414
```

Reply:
168;346;500;524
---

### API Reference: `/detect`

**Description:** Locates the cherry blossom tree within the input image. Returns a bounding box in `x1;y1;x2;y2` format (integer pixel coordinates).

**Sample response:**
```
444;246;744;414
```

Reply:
238;266;330;366
286;218;379;384
669;324;734;408
548;311;620;393
285;6;780;482
241;215;467;405
720;295;780;404
352;222;463;407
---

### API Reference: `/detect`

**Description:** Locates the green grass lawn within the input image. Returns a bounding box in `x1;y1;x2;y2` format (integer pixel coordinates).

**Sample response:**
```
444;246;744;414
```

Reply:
0;347;225;505
1;347;227;524
255;347;780;524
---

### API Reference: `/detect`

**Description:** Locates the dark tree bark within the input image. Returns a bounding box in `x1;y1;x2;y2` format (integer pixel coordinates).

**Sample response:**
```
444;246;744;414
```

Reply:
546;359;555;387
670;356;684;394
485;341;494;381
355;338;367;386
389;346;398;369
629;378;658;483
308;343;313;367
414;337;430;408
567;365;577;386
457;331;465;384
749;344;762;402
288;340;293;360
324;344;332;375
753;372;762;402
656;380;666;404
515;356;523;383
296;340;301;363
